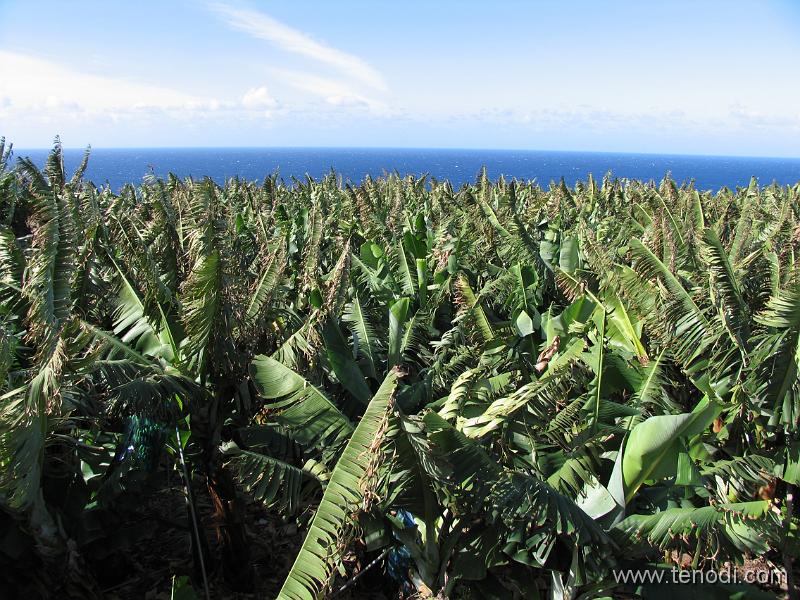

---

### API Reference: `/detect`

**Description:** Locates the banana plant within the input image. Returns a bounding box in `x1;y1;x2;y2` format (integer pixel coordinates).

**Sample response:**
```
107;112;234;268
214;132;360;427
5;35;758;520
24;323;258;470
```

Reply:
1;143;798;599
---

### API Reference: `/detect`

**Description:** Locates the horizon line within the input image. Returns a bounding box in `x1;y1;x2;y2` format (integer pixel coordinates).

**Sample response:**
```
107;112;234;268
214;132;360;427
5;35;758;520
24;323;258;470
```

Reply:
6;144;800;162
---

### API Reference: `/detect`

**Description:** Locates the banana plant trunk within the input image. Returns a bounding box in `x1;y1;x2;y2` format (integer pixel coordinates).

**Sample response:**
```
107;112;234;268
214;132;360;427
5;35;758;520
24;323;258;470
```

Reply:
194;385;254;590
207;463;253;590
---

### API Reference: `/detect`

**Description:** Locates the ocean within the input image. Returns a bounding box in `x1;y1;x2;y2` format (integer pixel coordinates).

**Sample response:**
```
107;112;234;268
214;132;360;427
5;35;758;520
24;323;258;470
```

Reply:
11;147;800;191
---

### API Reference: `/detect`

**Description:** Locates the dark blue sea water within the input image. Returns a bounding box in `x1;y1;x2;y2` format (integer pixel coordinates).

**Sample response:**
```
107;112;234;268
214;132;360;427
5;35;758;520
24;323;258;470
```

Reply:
12;147;800;191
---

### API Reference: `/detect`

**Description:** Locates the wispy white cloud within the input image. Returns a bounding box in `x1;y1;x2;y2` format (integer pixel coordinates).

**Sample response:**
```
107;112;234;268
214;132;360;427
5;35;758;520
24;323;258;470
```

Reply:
728;104;800;131
206;2;387;91
433;103;800;138
0;49;398;139
269;68;384;112
0;51;278;123
0;51;217;119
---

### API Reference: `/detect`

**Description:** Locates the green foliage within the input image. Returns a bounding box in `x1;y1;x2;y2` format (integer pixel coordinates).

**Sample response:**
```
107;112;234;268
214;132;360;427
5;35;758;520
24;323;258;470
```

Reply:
277;370;400;599
0;142;797;597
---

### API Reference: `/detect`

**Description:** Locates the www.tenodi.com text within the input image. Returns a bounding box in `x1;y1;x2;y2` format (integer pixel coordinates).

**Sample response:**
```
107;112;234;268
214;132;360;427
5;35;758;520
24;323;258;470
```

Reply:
612;567;785;587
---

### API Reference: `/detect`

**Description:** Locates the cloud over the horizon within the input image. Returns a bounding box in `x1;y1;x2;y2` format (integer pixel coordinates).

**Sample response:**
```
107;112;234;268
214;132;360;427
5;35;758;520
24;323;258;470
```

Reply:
241;85;277;109
0;51;284;125
0;51;211;118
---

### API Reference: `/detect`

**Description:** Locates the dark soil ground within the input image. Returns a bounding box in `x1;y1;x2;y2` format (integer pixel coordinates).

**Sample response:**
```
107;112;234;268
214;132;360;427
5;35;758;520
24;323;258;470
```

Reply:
2;473;789;599
96;481;791;600
98;481;394;600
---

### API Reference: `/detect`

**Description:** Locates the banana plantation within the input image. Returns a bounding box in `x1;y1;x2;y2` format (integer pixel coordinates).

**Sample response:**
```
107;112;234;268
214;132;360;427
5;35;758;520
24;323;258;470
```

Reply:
1;139;798;599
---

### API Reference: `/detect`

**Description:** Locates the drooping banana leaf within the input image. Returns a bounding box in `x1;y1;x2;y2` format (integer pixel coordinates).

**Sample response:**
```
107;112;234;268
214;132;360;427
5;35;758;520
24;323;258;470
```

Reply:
276;370;400;600
250;354;354;452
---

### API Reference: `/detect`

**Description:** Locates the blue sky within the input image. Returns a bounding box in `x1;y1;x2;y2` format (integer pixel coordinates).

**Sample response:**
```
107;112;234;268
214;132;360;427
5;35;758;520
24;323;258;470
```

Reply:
1;0;798;155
